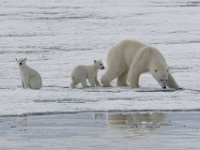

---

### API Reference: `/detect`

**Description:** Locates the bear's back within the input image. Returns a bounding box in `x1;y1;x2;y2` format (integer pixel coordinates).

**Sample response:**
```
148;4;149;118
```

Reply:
108;39;148;66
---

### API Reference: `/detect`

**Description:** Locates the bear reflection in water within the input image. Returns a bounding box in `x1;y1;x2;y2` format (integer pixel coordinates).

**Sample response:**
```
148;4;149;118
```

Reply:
94;112;167;136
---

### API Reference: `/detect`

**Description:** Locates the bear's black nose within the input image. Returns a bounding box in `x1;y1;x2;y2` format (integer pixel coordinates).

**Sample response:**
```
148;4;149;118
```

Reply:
19;62;22;65
163;86;166;89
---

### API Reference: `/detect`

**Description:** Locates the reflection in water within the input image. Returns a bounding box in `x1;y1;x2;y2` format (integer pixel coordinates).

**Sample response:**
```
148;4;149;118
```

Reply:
94;112;167;137
108;112;166;126
16;117;27;128
93;113;106;120
1;112;199;150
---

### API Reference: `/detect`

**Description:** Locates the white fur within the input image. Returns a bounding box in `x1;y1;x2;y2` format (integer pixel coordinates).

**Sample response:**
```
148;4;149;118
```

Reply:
71;60;104;88
101;39;181;90
16;58;42;90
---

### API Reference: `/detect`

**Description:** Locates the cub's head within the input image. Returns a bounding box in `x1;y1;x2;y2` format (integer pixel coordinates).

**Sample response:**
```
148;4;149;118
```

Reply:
16;58;27;67
154;68;169;89
94;59;105;70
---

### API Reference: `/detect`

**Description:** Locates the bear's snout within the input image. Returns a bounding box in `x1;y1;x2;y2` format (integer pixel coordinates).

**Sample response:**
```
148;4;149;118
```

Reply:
19;62;22;66
163;86;166;89
101;66;105;70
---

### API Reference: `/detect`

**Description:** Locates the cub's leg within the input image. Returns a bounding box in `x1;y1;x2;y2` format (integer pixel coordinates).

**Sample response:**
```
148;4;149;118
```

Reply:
88;78;96;87
94;74;100;86
81;78;89;88
23;75;29;89
71;77;78;88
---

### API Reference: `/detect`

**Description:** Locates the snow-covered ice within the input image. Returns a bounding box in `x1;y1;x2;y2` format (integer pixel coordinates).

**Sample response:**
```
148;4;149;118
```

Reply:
0;0;200;116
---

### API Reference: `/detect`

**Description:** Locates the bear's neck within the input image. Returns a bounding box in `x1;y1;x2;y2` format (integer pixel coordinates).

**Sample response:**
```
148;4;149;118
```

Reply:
19;64;28;70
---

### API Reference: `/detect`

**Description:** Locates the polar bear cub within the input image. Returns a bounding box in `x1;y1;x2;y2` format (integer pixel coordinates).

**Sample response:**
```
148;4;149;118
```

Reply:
71;60;105;88
16;58;42;90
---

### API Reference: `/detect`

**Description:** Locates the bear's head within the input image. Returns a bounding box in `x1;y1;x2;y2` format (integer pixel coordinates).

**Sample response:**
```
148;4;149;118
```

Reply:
16;58;27;67
153;68;169;89
94;59;105;70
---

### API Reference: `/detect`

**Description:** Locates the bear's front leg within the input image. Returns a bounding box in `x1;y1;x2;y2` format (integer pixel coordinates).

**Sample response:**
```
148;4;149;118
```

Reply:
167;73;182;90
88;78;96;87
21;80;24;88
23;76;29;89
94;74;100;86
127;60;142;88
128;71;140;88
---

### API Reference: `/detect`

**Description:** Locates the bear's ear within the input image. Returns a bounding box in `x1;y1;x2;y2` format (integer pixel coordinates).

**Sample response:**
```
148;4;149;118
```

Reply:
155;69;157;73
15;58;18;61
94;60;96;63
24;58;27;61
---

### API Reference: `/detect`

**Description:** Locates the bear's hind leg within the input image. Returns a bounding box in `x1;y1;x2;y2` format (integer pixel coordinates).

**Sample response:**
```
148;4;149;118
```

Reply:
117;70;128;86
71;81;78;88
29;77;42;90
101;68;125;87
71;77;78;88
71;83;76;88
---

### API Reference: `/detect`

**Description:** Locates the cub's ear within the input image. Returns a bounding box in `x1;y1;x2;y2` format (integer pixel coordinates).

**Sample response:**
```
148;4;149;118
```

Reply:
94;60;96;63
155;69;157;73
15;58;18;61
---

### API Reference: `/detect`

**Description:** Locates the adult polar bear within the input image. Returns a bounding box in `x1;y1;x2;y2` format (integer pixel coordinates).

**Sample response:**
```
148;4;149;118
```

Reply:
101;39;181;90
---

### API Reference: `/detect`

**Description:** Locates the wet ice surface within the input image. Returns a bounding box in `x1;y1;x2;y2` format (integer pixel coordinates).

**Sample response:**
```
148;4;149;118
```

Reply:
0;112;200;150
0;0;200;149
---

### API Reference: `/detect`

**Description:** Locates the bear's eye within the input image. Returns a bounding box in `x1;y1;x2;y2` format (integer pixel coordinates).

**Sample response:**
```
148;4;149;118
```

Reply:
160;79;163;82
